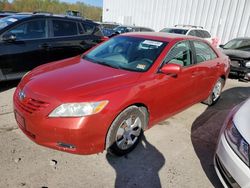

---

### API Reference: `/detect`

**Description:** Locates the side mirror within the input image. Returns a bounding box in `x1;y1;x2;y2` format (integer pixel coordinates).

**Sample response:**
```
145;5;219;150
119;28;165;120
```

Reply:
219;44;224;49
160;63;182;77
2;33;16;42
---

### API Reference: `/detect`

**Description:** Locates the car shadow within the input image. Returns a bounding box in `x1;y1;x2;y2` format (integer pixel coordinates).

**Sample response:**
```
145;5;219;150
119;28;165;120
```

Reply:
0;80;20;93
191;86;250;187
106;134;165;188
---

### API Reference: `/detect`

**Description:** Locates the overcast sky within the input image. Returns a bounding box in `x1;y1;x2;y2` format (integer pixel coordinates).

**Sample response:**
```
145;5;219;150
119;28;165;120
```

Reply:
61;0;103;7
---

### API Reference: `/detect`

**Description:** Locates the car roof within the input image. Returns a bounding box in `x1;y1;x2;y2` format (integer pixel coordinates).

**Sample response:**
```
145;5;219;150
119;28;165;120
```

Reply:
2;14;31;19
6;13;96;24
122;32;200;42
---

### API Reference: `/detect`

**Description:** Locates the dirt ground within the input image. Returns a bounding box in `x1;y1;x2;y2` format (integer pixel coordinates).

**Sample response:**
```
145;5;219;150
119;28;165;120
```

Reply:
0;79;249;188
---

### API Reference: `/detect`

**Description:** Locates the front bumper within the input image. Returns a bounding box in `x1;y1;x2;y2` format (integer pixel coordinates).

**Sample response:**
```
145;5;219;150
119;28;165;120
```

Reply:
229;66;250;81
214;133;250;188
13;88;113;155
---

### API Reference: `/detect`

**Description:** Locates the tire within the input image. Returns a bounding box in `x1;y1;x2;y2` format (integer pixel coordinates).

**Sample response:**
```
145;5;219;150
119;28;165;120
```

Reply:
203;78;224;106
105;106;148;156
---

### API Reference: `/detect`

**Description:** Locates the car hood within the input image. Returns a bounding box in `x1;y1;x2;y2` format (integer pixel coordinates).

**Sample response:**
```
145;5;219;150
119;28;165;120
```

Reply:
221;49;250;59
21;56;141;102
233;98;250;144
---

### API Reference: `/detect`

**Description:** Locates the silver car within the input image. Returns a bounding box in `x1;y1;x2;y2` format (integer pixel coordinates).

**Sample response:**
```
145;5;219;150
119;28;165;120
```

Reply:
214;98;250;187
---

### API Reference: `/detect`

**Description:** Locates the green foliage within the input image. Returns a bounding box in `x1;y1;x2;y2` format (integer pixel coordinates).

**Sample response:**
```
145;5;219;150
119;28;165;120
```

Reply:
0;0;102;21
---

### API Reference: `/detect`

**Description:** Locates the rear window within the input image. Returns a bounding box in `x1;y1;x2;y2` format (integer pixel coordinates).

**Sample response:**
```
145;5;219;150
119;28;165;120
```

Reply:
188;30;211;38
52;20;78;37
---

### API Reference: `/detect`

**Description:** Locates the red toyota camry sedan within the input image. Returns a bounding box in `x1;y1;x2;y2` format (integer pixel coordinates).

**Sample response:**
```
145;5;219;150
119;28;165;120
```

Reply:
13;32;230;156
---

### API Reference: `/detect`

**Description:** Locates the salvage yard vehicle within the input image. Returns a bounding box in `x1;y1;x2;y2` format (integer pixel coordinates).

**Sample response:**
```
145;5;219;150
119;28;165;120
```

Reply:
0;12;105;82
219;37;250;81
214;98;250;187
13;32;230;156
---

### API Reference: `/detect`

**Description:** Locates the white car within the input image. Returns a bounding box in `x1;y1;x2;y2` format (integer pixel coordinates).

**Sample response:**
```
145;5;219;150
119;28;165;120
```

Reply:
214;98;250;187
160;25;219;47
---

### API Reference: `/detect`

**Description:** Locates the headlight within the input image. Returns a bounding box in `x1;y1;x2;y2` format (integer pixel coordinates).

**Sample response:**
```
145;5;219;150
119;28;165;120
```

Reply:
49;100;109;117
245;61;250;68
225;120;250;166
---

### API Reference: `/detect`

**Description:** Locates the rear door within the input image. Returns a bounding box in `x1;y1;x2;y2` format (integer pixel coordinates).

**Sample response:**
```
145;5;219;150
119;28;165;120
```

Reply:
191;40;219;101
46;19;102;62
46;19;82;62
0;18;48;79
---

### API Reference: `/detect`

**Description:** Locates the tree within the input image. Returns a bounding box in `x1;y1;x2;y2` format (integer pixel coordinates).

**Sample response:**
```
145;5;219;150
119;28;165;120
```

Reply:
1;0;102;21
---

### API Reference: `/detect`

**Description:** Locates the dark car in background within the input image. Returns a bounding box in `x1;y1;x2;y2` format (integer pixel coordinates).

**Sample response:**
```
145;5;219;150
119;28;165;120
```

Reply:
113;25;154;34
102;25;154;38
0;13;105;82
98;22;120;37
220;37;250;81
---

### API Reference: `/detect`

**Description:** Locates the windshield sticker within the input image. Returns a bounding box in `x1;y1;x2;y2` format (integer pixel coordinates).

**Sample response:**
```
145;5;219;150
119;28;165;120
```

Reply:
136;64;146;70
7;18;18;23
142;40;163;47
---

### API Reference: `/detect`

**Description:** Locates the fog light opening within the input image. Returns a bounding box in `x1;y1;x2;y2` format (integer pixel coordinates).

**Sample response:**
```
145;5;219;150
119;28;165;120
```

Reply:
57;142;76;149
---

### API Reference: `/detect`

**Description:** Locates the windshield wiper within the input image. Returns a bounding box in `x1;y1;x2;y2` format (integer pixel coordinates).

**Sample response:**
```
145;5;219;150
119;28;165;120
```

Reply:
84;56;120;69
96;61;121;69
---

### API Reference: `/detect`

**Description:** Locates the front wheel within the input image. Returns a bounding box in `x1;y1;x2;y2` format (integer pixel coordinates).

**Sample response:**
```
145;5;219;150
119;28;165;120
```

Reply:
203;78;224;106
105;106;148;156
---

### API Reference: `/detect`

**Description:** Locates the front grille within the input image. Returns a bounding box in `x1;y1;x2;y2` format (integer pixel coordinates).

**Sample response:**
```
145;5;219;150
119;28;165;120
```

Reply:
215;155;240;188
15;95;49;114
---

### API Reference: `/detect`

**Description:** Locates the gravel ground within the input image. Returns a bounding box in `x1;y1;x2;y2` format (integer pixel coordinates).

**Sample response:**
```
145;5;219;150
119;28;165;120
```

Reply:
0;79;249;188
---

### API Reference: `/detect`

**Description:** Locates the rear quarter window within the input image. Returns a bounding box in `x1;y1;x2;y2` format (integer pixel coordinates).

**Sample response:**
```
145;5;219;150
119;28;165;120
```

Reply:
82;22;95;34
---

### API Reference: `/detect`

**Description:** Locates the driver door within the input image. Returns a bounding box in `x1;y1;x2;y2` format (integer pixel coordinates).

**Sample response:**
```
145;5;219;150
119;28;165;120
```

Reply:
151;40;199;120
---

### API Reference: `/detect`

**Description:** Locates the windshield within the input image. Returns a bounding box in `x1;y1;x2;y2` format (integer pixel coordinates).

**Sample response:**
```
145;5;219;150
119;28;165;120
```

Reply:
160;28;188;35
0;16;19;30
83;36;167;72
223;39;250;51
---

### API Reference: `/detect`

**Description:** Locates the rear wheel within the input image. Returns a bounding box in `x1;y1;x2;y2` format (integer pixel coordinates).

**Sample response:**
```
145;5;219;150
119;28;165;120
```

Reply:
106;106;148;156
203;78;224;106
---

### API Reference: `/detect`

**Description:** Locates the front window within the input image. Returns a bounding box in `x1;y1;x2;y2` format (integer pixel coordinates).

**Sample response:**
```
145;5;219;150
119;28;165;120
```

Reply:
160;28;188;35
83;36;167;72
224;39;250;51
164;41;192;67
7;19;46;40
